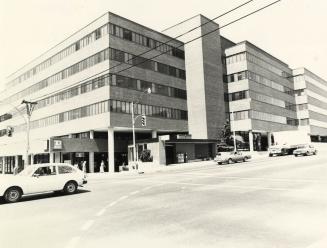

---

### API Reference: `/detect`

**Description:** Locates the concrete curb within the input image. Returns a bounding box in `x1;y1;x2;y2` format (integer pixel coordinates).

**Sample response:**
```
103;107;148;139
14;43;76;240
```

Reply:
86;154;271;179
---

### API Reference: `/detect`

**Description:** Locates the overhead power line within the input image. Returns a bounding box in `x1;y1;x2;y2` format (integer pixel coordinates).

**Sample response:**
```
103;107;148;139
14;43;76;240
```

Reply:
108;0;282;78
107;0;254;73
6;0;281;108
28;0;269;103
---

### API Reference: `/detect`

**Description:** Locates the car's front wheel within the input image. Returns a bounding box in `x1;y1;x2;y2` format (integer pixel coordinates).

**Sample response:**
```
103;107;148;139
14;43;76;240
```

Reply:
228;158;233;164
4;187;22;203
64;181;78;194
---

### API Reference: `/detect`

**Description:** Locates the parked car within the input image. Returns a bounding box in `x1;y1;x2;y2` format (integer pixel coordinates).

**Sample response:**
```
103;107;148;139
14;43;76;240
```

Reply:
215;151;251;165
0;163;87;203
293;144;317;157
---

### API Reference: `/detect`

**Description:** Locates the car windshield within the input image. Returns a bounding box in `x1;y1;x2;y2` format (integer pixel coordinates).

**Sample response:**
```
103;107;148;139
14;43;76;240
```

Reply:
297;145;307;149
18;166;36;176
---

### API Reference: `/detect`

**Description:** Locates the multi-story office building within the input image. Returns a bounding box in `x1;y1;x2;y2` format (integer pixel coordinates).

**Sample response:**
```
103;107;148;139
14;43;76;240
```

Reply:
224;41;298;151
1;13;327;174
292;68;327;142
0;12;188;173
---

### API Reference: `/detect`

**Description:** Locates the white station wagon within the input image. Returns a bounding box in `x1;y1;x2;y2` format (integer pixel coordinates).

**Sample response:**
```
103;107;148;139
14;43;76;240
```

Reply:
0;163;87;203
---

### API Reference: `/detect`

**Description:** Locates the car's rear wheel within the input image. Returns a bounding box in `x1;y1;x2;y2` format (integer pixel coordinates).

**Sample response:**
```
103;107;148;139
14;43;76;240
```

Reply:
4;187;22;203
313;151;317;155
228;158;233;164
217;162;222;165
64;181;78;194
306;151;310;156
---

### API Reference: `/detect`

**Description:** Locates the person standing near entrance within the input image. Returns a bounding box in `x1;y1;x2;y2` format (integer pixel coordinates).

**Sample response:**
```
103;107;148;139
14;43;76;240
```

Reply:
100;160;105;173
82;161;87;173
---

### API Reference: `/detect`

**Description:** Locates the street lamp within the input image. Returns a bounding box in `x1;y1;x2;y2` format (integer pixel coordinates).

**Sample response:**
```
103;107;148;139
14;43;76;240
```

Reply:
230;111;237;152
0;101;27;173
21;100;38;167
131;88;151;171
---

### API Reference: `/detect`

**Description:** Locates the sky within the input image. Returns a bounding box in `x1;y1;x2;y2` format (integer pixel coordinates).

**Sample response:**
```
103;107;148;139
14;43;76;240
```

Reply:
0;0;326;91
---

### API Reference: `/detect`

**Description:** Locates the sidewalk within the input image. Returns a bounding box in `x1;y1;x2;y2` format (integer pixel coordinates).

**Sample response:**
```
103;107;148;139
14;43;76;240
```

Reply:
86;160;215;179
86;152;272;179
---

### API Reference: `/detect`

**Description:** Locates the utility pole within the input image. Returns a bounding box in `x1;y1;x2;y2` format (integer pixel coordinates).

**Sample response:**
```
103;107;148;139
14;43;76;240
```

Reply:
21;100;37;167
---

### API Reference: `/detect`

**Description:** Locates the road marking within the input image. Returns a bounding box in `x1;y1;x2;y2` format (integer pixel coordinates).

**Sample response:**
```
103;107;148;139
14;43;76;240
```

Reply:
95;208;106;217
81;220;95;231
118;195;128;201
107;201;117;207
65;236;81;248
130;190;140;195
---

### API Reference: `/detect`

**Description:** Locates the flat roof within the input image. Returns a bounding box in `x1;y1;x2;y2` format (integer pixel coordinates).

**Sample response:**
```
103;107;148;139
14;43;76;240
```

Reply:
234;40;289;67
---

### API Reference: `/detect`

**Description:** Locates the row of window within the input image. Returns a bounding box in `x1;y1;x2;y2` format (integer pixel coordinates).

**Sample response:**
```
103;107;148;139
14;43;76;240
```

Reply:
226;90;249;102
231;110;295;125
297;103;308;111
4;49;110;105
13;99;187;133
246;52;291;78
7;20;185;88
110;99;187;120
8;24;109;88
111;74;186;99
227;89;296;112
108;23;184;59
294;89;306;96
250;91;285;108
25;73;186;115
225;52;291;79
299;118;310;126
225;70;294;95
287;118;298;126
231;110;249;121
225;52;246;65
285;102;297;112
251;110;286;124
109;48;186;80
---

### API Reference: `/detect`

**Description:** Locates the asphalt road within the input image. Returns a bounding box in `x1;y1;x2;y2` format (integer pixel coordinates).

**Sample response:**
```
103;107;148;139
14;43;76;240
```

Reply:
1;153;327;248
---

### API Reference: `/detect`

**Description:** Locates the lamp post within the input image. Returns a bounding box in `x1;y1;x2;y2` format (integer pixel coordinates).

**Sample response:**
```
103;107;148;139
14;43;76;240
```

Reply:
21;100;38;167
131;88;151;171
230;111;237;152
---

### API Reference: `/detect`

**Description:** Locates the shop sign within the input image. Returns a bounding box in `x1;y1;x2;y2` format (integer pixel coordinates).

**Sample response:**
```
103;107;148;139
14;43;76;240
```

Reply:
53;139;63;150
75;152;84;157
